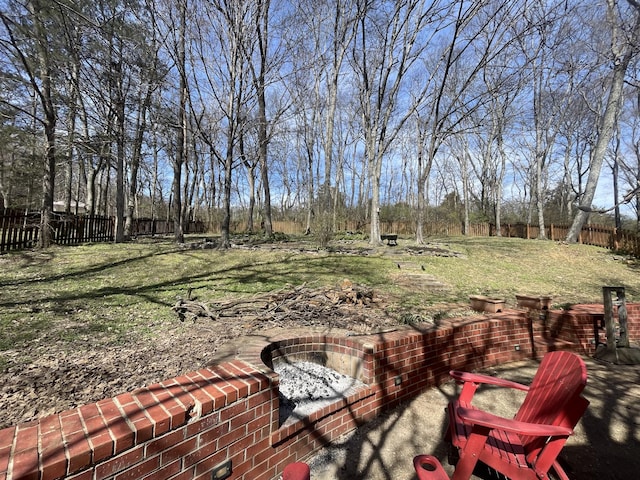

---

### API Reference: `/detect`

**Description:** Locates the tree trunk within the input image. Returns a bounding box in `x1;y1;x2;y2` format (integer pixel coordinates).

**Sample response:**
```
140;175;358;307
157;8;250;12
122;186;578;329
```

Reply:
39;121;56;248
239;130;256;232
173;1;187;244
255;0;273;238
219;146;233;248
534;141;547;240
567;7;640;242
257;88;272;237
99;158;111;216
63;55;79;215
63;149;73;214
305;149;314;235
114;60;126;244
415;122;426;244
86;165;99;217
125;86;152;239
246;165;256;233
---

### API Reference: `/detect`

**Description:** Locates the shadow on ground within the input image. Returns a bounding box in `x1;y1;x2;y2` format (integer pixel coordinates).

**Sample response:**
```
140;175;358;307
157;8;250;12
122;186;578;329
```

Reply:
306;356;640;480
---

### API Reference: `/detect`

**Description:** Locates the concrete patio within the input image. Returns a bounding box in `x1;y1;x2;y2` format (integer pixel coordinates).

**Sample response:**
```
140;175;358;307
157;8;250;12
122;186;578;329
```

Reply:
305;356;640;480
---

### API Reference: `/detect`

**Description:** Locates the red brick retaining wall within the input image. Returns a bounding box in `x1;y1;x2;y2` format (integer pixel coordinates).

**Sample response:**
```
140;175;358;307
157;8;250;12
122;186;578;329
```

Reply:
1;305;637;480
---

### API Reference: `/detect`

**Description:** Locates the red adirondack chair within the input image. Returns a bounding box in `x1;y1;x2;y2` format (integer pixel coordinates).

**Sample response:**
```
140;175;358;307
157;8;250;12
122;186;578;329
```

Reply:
444;351;589;480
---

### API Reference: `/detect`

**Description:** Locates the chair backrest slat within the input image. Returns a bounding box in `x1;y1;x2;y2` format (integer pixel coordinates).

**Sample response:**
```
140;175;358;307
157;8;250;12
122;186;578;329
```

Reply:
514;351;587;453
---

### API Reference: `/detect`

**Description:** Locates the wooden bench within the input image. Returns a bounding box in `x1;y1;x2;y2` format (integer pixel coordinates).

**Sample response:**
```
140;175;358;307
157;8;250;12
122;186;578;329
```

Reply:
380;234;398;246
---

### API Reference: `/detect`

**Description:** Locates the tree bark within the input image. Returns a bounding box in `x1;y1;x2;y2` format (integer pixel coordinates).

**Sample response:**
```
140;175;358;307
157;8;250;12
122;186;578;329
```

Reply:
253;0;273;238
567;4;640;242
3;1;60;247
125;56;157;239
173;0;188;244
32;1;56;248
113;59;126;243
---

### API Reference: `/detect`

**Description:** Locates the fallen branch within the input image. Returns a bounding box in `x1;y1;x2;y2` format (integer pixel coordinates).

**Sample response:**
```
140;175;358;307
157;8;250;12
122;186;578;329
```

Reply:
172;280;375;324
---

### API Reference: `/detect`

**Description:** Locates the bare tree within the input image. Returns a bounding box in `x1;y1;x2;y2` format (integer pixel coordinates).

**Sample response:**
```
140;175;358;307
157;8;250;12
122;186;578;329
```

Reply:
321;0;362;216
245;0;273;237
514;0;584;239
413;1;524;244
285;31;322;234
286;1;364;235
167;0;189;243
352;0;436;245
567;0;640;242
190;0;254;247
124;2;167;239
619;95;640;231
1;1;59;247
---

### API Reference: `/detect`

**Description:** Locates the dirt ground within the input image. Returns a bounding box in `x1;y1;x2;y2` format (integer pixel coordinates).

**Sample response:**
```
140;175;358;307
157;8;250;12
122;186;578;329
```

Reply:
0;283;411;430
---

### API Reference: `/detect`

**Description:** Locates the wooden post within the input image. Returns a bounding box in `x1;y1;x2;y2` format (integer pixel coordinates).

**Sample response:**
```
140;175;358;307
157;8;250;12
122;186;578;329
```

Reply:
602;286;628;352
602;287;616;353
616;288;629;348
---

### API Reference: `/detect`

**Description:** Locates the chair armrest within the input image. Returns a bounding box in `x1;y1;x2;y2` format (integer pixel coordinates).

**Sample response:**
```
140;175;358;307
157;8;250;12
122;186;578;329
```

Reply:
413;455;449;480
456;406;573;437
450;370;530;392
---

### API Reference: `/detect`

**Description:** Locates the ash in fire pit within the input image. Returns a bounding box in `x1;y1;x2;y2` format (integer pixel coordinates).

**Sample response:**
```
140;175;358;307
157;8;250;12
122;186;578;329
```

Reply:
275;360;365;425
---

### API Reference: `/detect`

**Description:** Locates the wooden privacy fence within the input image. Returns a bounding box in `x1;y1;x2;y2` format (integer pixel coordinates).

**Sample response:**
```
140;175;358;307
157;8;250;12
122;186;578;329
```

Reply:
229;220;637;255
233;219;620;248
2;207;638;256
0;209;205;252
0;209;40;252
498;222;632;252
233;220;492;237
52;214;114;245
